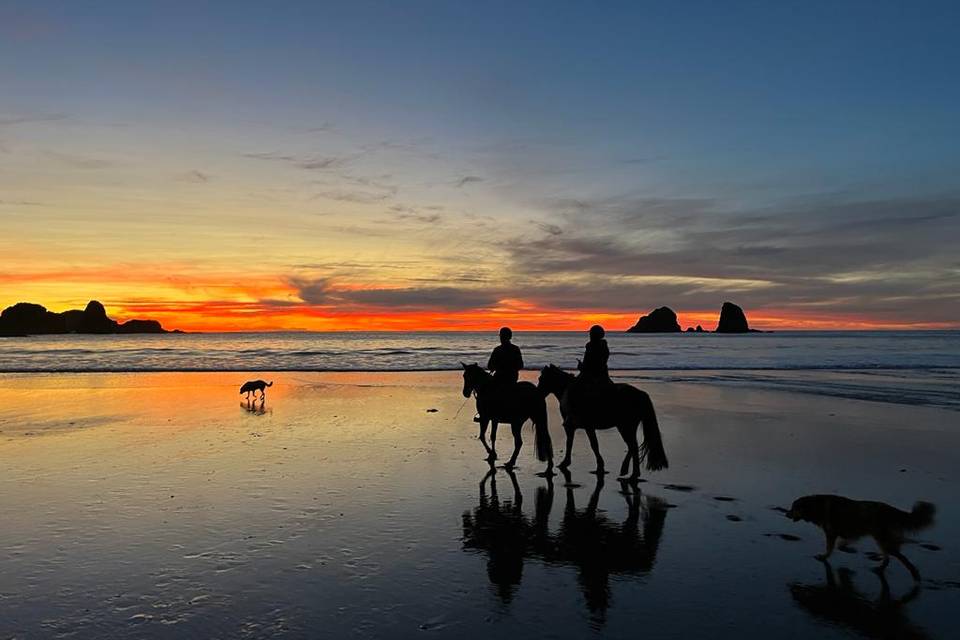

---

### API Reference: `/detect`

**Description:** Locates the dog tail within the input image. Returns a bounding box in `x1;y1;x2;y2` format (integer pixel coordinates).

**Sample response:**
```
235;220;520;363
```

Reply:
267;381;274;387
904;501;936;531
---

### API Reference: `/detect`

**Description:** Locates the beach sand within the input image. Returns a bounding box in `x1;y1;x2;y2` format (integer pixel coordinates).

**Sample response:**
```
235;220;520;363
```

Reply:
1;371;957;638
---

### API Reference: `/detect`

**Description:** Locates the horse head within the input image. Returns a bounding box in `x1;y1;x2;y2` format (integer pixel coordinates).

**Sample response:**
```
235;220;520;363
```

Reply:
537;363;567;397
462;361;486;397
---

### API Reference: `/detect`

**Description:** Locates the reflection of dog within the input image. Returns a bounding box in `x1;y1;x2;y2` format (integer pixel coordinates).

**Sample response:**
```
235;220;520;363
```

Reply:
239;379;273;399
787;494;935;580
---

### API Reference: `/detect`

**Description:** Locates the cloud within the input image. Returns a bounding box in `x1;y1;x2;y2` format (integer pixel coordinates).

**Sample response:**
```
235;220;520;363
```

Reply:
0;113;68;127
243;150;357;172
286;276;500;311
43;150;112;169
176;170;211;183
494;193;960;323
341;286;500;310
454;175;484;188
287;276;336;305
312;190;390;204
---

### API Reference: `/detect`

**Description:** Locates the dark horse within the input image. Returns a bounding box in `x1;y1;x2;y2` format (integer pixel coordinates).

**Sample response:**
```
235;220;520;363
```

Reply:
461;362;553;474
537;364;667;480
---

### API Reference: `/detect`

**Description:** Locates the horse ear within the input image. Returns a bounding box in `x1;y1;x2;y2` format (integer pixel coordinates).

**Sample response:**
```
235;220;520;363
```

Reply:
460;361;467;369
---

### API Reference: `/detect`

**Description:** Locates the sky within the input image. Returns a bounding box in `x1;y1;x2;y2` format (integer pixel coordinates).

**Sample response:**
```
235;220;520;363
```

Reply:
1;0;958;331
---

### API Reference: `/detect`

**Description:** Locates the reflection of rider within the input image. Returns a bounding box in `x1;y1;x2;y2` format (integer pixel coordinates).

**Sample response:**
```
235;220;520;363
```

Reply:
488;327;523;385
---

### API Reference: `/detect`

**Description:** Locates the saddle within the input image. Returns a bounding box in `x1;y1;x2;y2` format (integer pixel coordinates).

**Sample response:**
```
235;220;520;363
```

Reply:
563;374;616;427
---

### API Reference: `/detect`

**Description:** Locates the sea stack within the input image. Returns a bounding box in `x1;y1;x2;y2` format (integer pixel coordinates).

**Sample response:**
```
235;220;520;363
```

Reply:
627;306;682;333
715;302;750;333
0;300;171;336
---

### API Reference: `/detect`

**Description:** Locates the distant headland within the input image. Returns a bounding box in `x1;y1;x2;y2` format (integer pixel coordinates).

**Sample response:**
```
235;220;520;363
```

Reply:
627;301;763;334
0;300;178;336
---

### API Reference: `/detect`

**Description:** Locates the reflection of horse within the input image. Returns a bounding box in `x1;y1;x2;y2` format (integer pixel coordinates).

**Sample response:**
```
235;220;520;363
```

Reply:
461;363;553;474
461;466;668;624
789;562;928;640
537;365;667;479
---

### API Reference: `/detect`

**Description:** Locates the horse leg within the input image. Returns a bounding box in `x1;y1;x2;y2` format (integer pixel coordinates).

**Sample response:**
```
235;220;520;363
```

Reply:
479;418;496;462
617;424;641;481
558;424;575;469
586;429;606;475
490;421;499;461
503;422;523;469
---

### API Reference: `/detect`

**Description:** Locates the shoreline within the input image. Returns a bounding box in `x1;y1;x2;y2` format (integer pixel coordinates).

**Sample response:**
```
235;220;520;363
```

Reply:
2;368;957;412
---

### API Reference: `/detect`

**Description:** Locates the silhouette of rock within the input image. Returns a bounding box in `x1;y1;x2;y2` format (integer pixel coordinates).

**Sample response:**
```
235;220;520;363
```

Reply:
685;327;694;332
716;302;751;333
77;300;119;333
627;307;681;333
0;303;63;335
118;319;166;334
0;300;171;335
695;325;704;332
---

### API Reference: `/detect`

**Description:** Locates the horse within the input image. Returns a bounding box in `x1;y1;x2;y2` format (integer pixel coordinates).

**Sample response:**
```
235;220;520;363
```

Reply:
461;362;553;475
537;364;667;480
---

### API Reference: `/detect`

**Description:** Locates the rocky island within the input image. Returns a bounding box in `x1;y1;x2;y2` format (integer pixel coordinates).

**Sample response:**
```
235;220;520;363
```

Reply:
626;301;762;333
626;306;682;333
0;300;175;336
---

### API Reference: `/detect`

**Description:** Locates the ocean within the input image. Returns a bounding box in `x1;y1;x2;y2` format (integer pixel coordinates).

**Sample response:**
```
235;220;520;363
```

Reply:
1;330;958;410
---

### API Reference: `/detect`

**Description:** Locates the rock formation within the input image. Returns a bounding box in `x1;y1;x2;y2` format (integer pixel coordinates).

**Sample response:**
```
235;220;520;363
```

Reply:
715;302;751;333
627;306;682;333
0;300;171;336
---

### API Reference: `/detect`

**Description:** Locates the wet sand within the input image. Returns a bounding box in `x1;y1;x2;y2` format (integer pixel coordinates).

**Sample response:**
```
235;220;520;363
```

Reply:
0;371;957;638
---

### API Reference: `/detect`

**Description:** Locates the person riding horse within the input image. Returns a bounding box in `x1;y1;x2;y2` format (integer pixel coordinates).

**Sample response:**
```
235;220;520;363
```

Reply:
488;326;523;385
563;325;615;429
478;327;523;419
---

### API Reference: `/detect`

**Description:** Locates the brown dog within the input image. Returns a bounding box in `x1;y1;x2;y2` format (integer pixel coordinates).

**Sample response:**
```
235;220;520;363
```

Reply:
786;494;935;581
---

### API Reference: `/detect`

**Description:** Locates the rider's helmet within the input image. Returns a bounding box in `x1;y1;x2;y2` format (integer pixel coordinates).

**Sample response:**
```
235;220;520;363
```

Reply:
499;326;513;342
589;324;605;340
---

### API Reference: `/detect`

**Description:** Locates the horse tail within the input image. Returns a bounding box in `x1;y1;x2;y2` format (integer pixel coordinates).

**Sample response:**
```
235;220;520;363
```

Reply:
533;395;553;463
637;390;668;471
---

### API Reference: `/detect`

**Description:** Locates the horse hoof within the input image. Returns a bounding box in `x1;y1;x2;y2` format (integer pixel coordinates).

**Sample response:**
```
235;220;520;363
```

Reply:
589;469;610;476
557;460;571;470
536;469;556;478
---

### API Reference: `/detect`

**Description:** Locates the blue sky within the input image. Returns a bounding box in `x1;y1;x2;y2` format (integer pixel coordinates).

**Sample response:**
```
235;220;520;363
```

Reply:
1;1;958;328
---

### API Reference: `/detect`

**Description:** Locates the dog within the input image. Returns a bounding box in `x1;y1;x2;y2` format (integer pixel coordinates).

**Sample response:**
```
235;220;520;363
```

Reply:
786;494;935;581
239;379;273;399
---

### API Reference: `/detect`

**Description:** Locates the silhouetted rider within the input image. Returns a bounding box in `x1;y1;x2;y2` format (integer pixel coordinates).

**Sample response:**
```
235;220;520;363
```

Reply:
488;327;523;385
579;324;611;383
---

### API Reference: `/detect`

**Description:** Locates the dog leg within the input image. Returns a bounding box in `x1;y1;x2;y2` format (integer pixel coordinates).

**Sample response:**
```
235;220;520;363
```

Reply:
816;533;837;561
890;550;921;582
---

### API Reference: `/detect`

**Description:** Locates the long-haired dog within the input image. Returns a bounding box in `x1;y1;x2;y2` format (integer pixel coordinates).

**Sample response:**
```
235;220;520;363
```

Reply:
239;379;273;399
786;494;935;581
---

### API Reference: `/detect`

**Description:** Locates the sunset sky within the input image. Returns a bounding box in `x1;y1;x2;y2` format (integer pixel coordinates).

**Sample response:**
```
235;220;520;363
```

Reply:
2;1;958;331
